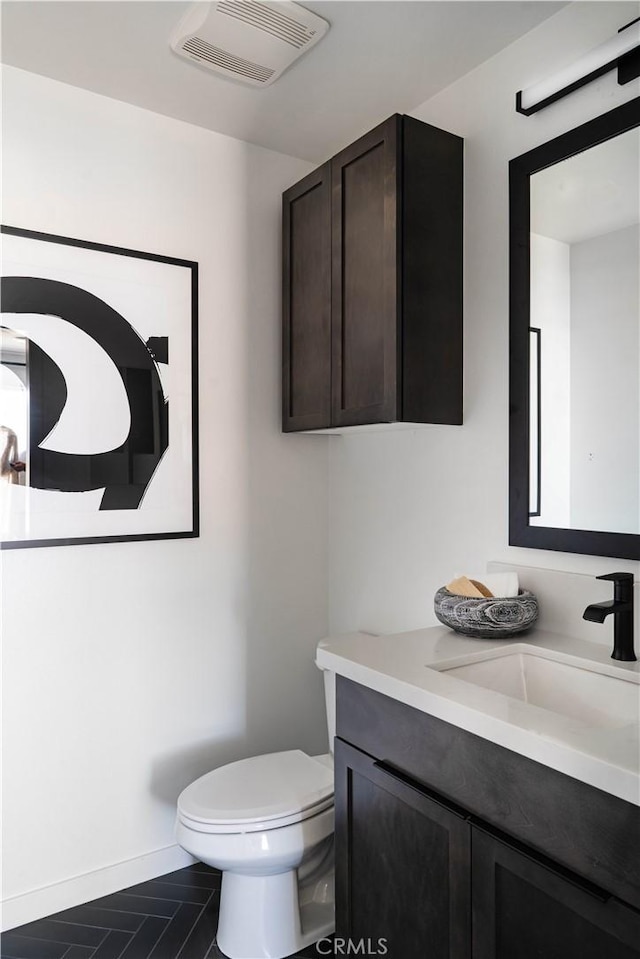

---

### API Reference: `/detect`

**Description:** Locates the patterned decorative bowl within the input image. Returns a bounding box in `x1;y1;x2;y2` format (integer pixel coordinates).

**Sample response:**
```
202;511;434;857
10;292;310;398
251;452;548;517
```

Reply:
434;587;539;639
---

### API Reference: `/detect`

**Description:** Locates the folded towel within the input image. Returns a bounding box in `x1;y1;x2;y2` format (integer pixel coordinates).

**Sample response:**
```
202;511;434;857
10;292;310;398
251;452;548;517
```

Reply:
464;572;520;598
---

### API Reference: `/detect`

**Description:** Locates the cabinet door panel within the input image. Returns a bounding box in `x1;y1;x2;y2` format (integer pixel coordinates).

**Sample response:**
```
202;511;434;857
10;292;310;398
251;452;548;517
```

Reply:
331;116;400;426
282;163;331;431
472;826;640;959
335;738;470;959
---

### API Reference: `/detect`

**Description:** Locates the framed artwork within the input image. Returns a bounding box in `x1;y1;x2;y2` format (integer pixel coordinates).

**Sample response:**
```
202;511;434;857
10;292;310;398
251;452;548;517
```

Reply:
0;225;198;548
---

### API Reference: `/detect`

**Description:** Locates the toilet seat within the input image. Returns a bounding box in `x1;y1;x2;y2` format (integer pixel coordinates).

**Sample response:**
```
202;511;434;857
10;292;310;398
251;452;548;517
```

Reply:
177;750;334;834
178;796;334;835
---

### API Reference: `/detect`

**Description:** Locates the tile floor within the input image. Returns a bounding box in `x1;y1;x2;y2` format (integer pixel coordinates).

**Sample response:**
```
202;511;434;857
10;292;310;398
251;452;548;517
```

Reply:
0;863;330;959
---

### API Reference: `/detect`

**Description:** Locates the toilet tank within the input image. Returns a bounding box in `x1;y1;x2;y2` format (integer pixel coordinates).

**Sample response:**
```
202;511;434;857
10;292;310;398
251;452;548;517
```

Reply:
323;669;336;752
317;632;377;754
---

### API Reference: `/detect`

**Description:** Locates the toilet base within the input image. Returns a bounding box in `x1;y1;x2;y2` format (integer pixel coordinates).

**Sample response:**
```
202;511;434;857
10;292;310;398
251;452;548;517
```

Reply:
216;865;335;959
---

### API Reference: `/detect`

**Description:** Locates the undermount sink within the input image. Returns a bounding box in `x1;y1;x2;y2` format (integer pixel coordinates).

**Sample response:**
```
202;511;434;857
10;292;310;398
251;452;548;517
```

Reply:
432;646;640;729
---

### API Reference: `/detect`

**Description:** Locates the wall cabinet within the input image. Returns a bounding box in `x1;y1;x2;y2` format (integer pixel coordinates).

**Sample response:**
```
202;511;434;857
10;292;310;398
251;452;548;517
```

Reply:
335;677;640;959
282;114;463;432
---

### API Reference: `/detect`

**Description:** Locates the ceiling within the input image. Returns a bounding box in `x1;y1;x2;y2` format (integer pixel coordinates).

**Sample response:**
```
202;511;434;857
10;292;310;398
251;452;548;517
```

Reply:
532;127;640;244
0;1;567;161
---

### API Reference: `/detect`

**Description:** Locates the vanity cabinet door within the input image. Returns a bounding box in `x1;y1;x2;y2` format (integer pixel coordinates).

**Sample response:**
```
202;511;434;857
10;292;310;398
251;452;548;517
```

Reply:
334;738;471;959
472;826;640;959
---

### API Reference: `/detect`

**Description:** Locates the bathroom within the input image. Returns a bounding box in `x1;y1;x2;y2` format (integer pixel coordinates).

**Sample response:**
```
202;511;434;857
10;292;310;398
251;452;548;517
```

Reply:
1;1;639;957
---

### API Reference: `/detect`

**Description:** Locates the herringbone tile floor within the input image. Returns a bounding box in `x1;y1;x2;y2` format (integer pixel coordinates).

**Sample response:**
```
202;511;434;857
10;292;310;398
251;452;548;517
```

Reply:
0;863;330;959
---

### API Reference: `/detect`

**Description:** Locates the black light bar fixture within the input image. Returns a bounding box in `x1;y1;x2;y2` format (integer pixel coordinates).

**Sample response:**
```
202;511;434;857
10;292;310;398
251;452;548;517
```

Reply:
516;17;640;116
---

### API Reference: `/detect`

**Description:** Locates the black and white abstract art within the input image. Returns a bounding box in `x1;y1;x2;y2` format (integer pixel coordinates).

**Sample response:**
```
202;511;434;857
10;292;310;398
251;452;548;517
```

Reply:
0;226;198;548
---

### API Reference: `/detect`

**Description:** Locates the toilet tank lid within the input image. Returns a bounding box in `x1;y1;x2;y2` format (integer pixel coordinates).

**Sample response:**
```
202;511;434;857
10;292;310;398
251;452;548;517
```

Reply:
177;750;334;825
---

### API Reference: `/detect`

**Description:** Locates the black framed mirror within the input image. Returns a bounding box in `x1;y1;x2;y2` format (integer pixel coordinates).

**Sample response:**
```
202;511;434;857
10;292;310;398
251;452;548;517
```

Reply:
510;97;640;560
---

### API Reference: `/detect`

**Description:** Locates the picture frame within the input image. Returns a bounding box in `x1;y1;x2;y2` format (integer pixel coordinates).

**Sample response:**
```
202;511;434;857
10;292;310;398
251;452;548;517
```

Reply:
0;225;199;548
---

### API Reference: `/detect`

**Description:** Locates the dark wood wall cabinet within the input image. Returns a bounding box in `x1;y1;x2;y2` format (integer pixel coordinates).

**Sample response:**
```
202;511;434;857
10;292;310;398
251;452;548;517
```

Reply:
335;677;640;959
282;114;463;432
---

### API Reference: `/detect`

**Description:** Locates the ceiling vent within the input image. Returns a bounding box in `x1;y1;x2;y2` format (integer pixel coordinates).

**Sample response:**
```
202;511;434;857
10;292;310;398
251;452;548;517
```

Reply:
170;1;330;88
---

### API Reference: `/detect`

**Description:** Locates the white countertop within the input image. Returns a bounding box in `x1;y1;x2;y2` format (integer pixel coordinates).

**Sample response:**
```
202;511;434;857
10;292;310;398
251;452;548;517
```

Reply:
316;626;640;806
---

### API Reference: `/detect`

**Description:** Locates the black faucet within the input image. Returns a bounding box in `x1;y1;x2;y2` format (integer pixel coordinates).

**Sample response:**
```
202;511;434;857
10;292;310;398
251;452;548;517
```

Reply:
583;573;636;662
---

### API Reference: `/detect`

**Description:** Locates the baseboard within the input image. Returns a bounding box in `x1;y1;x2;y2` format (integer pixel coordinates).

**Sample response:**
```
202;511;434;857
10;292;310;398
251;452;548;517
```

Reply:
1;843;195;931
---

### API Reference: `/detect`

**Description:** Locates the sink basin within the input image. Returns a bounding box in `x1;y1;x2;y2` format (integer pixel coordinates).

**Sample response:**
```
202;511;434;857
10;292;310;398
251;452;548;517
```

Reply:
433;647;640;729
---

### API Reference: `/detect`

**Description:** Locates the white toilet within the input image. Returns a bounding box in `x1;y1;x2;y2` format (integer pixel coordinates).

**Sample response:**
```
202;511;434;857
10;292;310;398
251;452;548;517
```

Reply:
175;670;337;959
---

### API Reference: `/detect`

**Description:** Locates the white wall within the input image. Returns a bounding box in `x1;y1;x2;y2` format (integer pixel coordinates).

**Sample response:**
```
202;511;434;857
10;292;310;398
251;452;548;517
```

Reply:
328;2;640;639
530;233;571;529
570;224;640;533
1;66;327;927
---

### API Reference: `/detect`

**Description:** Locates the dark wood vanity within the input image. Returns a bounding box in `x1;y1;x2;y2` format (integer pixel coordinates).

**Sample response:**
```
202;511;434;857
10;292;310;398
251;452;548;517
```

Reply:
335;676;640;959
282;113;463;432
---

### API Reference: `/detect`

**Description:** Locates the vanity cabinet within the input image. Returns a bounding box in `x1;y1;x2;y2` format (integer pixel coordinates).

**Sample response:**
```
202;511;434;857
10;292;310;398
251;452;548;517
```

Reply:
282;114;463;432
335;677;640;959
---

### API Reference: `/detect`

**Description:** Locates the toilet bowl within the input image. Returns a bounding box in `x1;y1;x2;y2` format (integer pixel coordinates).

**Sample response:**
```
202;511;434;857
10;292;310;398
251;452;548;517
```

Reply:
175;670;339;959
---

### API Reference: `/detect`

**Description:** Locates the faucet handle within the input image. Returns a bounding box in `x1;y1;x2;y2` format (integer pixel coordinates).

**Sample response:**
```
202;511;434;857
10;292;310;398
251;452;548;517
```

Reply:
596;572;634;583
596;572;634;605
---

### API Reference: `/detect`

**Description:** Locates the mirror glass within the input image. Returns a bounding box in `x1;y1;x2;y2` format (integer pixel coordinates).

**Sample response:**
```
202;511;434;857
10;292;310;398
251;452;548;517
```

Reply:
528;127;640;536
0;328;28;488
